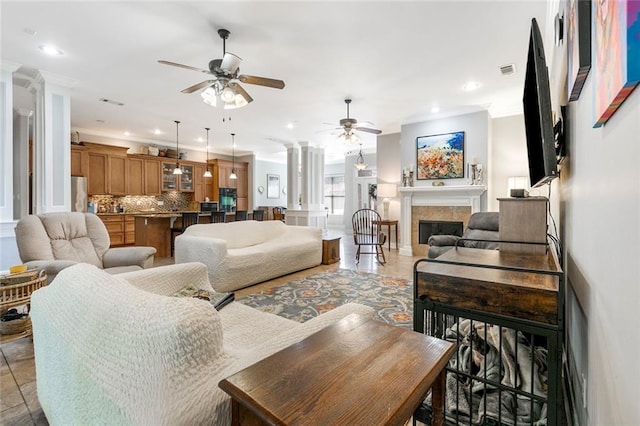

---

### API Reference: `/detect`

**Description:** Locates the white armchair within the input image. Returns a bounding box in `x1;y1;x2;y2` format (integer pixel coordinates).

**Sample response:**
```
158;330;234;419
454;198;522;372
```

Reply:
14;212;156;283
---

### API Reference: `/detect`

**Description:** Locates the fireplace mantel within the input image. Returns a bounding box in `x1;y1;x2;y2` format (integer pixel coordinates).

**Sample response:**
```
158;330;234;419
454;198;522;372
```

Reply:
399;185;487;256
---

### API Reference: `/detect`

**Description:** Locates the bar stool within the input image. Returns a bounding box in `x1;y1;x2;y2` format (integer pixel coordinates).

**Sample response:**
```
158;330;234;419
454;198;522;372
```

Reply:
211;211;226;223
170;212;199;256
235;210;248;221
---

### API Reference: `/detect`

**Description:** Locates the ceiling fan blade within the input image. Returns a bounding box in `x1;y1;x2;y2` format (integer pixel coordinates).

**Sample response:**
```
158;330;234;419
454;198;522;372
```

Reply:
238;74;285;89
158;60;211;74
220;52;242;74
230;82;254;104
180;80;216;94
355;126;382;135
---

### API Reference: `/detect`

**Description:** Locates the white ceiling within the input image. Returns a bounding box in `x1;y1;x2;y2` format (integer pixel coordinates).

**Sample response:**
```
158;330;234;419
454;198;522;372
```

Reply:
1;1;549;163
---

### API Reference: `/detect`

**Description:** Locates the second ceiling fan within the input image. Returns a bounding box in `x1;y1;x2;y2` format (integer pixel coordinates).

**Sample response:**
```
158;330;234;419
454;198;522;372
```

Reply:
335;99;381;143
158;29;285;109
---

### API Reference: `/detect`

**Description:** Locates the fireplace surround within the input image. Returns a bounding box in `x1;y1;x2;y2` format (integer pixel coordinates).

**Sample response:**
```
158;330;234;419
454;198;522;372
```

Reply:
398;185;486;256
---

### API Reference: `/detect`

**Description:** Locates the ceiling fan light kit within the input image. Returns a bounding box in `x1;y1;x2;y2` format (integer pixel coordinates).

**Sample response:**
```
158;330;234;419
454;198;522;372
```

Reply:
160;28;284;110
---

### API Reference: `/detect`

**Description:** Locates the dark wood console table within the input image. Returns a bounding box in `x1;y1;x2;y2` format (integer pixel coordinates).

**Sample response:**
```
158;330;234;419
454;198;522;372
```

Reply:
413;247;564;425
219;313;455;426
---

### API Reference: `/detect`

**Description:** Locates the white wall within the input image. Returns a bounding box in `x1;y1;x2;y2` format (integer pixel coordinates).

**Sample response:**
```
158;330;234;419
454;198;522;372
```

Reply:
401;110;490;210
563;78;639;425
343;151;376;230
377;132;402;222
253;159;287;207
489;114;529;211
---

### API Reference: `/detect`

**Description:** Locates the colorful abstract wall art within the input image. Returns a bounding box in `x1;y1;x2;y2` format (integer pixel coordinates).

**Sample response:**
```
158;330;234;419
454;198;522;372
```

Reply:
416;131;465;180
592;0;640;127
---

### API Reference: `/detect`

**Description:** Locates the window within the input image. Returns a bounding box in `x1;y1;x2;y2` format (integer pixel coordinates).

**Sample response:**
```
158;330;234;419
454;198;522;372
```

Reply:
324;175;345;214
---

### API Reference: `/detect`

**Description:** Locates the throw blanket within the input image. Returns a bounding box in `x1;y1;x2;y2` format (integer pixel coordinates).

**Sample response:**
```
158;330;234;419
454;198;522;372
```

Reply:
427;319;548;426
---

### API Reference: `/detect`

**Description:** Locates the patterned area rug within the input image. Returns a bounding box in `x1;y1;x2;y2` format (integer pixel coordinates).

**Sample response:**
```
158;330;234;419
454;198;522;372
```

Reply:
237;269;413;329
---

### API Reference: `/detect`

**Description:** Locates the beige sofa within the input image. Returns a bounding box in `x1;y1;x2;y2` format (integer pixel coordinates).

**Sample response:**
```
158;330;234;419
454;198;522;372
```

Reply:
175;220;322;292
14;212;156;283
30;262;374;425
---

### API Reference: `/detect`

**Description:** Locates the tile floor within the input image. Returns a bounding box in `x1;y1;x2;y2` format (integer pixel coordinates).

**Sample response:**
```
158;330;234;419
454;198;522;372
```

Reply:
0;229;424;425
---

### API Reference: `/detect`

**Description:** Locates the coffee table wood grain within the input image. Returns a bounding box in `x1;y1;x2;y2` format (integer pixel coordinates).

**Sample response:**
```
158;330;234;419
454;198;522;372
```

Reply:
219;314;455;426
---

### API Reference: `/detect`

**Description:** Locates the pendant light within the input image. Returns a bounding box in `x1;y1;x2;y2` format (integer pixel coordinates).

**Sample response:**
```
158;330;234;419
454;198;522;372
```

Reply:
203;127;212;178
172;120;183;175
354;144;368;170
229;133;238;180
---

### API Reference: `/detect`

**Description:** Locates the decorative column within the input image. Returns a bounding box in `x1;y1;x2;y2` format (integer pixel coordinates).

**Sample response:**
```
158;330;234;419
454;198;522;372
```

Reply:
28;71;76;213
285;144;300;209
13;109;32;219
0;60;23;269
0;61;21;223
285;142;326;228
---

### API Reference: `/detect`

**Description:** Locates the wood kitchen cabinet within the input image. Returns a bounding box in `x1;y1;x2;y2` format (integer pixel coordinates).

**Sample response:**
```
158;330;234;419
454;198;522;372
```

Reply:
127;156;161;196
193;163;211;202
98;214;136;247
108;155;127;195
162;162;194;192
210;158;248;204
71;146;84;176
88;152;107;195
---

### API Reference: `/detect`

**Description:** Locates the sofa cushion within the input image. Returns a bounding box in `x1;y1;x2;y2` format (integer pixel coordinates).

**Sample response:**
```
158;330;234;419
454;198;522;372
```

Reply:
183;220;288;249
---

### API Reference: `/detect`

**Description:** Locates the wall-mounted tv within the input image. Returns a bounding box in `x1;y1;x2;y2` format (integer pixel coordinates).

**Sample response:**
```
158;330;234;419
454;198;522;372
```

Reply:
523;18;558;188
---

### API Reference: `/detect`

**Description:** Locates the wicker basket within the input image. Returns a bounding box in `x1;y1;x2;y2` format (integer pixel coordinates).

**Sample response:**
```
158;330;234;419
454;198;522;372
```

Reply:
0;269;47;312
0;316;31;335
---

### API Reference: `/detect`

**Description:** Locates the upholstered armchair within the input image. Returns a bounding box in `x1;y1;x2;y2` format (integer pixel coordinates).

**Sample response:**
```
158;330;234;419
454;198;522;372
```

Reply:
15;212;156;283
427;212;500;259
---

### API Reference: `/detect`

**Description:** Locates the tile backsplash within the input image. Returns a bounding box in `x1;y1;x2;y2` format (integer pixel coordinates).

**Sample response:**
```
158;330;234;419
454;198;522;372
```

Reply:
90;193;198;213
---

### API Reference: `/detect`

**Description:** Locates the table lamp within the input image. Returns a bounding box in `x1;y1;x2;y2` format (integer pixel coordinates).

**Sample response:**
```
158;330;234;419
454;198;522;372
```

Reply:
377;184;397;220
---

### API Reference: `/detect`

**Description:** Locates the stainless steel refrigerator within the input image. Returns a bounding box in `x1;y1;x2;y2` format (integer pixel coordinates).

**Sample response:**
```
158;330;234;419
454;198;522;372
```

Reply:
71;176;88;212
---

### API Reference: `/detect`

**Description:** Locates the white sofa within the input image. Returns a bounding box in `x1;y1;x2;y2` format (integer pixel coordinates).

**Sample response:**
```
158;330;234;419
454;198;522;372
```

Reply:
30;262;374;425
175;220;322;292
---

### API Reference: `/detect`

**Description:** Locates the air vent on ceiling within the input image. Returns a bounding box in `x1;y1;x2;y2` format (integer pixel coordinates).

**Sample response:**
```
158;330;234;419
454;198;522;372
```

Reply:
499;64;516;76
99;98;125;106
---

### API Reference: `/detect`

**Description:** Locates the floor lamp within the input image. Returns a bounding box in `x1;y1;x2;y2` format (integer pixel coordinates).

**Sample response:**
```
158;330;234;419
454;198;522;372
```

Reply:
377;184;397;220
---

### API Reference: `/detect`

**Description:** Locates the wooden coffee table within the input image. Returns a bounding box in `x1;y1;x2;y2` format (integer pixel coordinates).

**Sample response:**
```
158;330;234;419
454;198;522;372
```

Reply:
219;314;456;426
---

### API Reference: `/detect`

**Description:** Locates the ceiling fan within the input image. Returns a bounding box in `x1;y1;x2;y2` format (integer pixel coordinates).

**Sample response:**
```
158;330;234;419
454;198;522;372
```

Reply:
158;29;285;109
335;99;381;143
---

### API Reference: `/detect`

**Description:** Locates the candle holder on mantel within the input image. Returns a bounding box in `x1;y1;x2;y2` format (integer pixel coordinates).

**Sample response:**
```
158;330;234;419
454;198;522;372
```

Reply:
468;163;483;185
402;170;414;187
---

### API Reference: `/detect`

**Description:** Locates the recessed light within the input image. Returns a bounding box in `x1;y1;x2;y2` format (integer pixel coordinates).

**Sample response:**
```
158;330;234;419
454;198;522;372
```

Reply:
197;137;204;143
38;44;64;56
462;81;481;91
153;129;162;135
287;122;294;129
431;106;440;113
124;131;131;136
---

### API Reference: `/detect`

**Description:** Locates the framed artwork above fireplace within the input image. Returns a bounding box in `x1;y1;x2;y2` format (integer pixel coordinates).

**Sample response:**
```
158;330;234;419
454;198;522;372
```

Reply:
416;131;465;180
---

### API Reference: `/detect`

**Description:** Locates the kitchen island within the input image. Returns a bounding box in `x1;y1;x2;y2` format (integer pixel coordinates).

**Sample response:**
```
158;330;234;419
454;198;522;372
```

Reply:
134;211;239;257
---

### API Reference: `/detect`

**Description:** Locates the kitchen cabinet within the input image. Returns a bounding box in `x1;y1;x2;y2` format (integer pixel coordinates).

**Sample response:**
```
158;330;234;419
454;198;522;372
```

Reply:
88;152;107;195
108;155;127;195
193;163;209;202
71;146;84;176
210;158;248;204
81;142;130;195
125;215;136;244
162;162;194;192
127;157;145;195
144;159;161;195
99;215;125;246
127;156;161;196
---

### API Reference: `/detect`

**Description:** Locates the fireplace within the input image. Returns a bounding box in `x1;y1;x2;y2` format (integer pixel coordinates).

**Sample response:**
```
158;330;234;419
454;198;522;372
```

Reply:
398;185;487;256
419;220;463;244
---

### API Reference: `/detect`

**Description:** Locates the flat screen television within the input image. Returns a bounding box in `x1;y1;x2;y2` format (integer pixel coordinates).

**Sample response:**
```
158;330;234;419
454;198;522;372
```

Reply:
523;18;558;188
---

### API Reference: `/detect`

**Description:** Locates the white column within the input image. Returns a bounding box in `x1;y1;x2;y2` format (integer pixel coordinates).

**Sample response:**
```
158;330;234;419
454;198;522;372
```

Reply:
399;190;414;256
0;60;23;269
299;142;312;210
29;71;76;213
13;109;32;219
285;144;300;209
0;61;21;223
